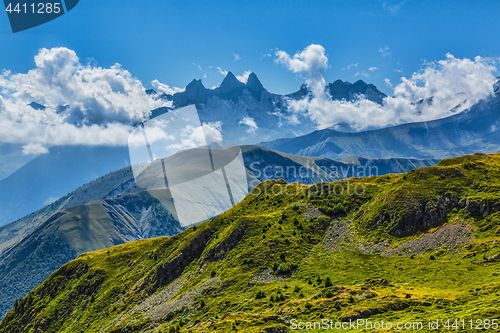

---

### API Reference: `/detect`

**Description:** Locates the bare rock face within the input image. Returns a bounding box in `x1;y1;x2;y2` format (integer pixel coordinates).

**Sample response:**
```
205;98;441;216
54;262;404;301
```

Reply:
387;194;460;237
153;229;212;291
205;223;246;262
464;199;489;216
383;194;500;237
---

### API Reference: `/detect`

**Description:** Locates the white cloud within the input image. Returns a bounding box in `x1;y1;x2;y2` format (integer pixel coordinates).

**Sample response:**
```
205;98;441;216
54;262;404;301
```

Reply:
355;72;369;78
0;47;169;148
342;63;358;71
151;79;185;95
275;44;329;101
217;67;228;76
168;122;223;150
369;67;379;72
378;46;391;57
22;143;49;155
233;53;241;62
275;45;498;132
43;196;60;205
236;71;252;84
239;116;258;134
260;52;272;59
216;68;251;83
383;0;409;15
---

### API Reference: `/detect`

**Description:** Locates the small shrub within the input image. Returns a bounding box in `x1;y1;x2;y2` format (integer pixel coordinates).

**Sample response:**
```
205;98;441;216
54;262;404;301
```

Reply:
255;290;266;299
324;277;332;287
305;303;313;310
325;290;334;298
275;262;297;275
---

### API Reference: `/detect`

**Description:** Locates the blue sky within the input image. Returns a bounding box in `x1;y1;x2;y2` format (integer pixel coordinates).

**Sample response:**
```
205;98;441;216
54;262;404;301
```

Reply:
1;0;499;95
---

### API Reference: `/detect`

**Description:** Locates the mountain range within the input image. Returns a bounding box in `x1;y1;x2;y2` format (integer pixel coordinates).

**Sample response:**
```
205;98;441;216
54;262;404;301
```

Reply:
262;83;500;159
0;75;390;227
0;145;438;317
1;152;498;332
149;72;387;145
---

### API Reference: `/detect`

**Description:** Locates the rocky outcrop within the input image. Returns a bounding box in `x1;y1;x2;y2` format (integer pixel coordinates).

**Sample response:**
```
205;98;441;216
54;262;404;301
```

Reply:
153;229;212;291
205;223;246;262
386;194;459;237
384;194;500;237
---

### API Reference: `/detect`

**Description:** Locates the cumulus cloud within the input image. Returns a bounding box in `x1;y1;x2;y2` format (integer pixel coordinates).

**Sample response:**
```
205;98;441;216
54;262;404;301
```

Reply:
275;44;329;101
369;67;379;72
168;122;223;151
22;143;49;155
233;53;241;62
0;47;169;150
236;71;252;84
275;45;498;131
151;79;185;95
239;116;258;134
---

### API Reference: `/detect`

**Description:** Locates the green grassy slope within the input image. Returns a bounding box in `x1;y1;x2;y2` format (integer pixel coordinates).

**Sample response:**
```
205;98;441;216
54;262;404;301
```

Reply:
0;146;439;319
2;153;499;332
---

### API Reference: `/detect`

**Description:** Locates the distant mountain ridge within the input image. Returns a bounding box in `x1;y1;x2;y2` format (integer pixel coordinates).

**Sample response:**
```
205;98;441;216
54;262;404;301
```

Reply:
262;84;500;160
148;72;387;145
2;74;387;226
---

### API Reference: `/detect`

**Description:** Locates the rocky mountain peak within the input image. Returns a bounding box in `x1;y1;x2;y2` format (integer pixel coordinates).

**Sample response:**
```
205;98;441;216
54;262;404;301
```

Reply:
245;72;266;100
246;73;264;92
328;79;386;104
219;72;245;91
186;78;206;90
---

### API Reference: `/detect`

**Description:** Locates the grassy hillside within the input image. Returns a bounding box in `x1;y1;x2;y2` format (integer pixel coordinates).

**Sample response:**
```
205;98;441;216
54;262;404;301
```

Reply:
1;153;499;332
0;146;439;319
